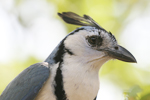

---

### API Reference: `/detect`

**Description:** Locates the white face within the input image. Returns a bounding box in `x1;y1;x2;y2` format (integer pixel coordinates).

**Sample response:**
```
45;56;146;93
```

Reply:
58;12;136;64
64;26;118;66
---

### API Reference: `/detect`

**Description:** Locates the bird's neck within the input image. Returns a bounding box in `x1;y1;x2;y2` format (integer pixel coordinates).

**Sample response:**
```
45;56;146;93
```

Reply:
45;42;109;100
57;54;108;100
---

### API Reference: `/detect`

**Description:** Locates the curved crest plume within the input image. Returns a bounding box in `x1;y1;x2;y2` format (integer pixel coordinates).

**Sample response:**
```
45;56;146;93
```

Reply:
58;12;103;29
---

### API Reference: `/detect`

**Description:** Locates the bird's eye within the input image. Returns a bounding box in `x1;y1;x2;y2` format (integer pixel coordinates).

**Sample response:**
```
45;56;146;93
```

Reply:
88;36;97;45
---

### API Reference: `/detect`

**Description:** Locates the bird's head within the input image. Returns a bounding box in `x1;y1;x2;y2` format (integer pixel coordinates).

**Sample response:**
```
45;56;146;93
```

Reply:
53;12;136;68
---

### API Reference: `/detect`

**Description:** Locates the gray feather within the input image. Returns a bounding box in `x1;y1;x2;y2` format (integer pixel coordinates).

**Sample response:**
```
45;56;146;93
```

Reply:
0;62;50;100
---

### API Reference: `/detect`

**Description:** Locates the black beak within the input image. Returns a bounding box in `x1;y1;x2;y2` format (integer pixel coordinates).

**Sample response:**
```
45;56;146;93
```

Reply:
106;45;137;63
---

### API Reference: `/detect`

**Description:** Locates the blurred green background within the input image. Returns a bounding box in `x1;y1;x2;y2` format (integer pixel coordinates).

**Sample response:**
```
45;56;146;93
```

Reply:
0;0;150;100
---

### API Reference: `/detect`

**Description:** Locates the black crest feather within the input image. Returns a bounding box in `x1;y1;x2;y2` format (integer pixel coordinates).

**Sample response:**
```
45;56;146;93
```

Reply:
58;12;103;29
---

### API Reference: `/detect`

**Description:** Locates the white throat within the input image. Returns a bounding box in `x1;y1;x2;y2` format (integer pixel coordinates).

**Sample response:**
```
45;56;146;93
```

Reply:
62;53;109;100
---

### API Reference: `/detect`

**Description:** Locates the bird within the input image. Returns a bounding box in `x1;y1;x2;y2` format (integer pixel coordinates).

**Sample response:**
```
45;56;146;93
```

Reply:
0;12;136;100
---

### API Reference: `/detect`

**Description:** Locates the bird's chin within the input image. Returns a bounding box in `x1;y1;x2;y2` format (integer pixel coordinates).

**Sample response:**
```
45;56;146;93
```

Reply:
87;55;111;64
87;56;111;71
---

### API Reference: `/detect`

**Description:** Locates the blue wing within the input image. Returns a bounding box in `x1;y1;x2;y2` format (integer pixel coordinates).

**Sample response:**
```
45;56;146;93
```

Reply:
0;62;50;100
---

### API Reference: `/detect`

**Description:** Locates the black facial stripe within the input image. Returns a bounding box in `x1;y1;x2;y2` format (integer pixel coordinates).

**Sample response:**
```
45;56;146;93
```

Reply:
65;48;74;55
53;35;75;63
54;61;67;100
53;39;65;63
53;31;76;100
53;27;83;63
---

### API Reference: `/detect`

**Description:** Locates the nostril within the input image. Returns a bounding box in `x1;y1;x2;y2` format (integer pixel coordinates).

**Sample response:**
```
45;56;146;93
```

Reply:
114;46;118;50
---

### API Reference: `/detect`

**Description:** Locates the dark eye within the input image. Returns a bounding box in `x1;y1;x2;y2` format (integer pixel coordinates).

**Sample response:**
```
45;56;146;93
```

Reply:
88;36;97;45
87;36;103;47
